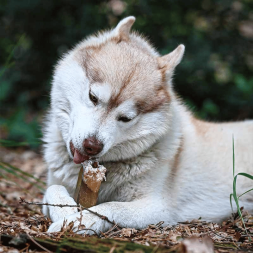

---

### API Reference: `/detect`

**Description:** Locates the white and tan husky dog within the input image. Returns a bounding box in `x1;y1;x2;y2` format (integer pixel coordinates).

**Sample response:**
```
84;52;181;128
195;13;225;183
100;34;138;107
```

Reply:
43;17;253;233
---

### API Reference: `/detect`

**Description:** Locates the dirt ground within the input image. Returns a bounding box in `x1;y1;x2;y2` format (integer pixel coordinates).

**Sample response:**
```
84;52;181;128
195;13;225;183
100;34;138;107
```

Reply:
0;146;253;252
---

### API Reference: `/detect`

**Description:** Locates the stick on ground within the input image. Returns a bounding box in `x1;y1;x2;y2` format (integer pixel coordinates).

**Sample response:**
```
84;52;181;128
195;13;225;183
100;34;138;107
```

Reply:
19;197;121;228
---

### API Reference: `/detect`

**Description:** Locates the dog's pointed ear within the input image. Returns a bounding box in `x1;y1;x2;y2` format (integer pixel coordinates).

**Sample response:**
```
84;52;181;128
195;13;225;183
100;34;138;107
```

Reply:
114;16;136;41
157;45;185;74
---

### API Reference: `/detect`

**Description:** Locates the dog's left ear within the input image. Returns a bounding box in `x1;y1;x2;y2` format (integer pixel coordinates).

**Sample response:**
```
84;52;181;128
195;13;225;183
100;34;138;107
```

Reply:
157;45;185;77
114;16;136;41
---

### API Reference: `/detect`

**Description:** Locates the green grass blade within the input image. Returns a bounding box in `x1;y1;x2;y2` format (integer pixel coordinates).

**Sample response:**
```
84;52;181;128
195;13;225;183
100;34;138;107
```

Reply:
230;137;252;241
1;162;46;186
238;188;253;199
0;139;41;147
232;175;241;217
0;171;31;196
229;193;234;213
0;163;45;191
236;172;253;180
0;164;45;192
0;34;25;77
0;164;33;184
232;135;235;177
232;173;252;240
232;173;253;204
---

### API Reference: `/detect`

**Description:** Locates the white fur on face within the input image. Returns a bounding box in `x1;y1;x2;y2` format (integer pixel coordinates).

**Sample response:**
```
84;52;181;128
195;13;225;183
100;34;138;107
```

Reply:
51;61;87;142
116;100;138;123
97;100;139;156
90;83;112;105
52;59;96;155
51;58;171;161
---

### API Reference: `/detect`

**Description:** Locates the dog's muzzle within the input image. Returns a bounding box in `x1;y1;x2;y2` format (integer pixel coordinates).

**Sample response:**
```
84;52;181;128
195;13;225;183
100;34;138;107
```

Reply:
70;137;104;164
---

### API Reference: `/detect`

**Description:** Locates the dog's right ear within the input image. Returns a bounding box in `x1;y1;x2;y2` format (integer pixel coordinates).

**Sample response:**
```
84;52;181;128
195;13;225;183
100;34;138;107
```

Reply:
114;16;136;42
157;45;185;78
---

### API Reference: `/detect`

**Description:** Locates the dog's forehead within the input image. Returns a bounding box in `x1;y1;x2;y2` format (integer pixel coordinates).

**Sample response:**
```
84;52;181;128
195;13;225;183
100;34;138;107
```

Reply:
83;42;160;84
75;41;170;112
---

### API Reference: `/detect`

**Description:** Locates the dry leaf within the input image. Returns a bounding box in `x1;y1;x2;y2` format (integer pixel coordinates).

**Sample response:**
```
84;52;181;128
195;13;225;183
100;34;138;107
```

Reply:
121;228;137;237
181;237;214;253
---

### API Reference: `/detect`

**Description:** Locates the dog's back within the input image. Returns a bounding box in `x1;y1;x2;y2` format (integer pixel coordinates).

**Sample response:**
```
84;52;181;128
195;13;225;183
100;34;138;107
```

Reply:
171;108;253;222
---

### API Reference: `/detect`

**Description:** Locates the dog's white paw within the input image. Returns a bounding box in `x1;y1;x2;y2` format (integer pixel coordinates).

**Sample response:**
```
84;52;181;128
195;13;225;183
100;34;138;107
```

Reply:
43;185;78;222
47;219;65;233
47;210;110;235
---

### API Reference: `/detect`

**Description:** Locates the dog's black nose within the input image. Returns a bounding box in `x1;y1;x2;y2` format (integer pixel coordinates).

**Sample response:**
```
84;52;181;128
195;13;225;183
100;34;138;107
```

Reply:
83;136;103;156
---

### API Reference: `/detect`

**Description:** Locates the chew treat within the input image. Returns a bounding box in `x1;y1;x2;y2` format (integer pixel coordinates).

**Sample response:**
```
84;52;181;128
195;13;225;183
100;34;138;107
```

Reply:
74;160;106;208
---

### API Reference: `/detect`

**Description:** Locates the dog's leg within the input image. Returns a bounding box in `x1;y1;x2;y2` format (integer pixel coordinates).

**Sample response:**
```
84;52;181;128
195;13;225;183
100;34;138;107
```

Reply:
47;198;169;234
43;185;78;222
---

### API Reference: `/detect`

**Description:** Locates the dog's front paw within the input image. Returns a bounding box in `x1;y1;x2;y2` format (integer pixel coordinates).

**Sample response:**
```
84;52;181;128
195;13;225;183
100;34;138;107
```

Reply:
47;210;110;235
43;185;78;222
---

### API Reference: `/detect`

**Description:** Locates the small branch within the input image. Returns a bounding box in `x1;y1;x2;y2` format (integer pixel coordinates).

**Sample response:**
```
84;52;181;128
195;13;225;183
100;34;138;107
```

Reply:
107;229;123;238
25;232;53;253
20;198;79;208
109;245;116;253
19;198;121;229
103;224;121;235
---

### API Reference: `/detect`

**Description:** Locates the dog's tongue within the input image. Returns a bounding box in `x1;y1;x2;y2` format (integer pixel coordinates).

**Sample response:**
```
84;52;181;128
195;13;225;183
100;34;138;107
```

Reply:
73;150;89;164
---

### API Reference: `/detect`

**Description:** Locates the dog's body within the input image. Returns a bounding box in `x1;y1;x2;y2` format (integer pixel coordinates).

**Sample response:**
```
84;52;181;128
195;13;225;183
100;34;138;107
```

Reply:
43;17;253;233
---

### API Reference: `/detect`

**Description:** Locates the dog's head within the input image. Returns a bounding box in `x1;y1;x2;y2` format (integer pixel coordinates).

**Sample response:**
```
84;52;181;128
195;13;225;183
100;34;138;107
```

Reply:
51;17;185;163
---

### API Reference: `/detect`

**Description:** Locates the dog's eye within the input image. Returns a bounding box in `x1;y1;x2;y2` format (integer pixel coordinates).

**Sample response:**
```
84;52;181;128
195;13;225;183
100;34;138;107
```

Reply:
118;116;132;122
89;91;98;105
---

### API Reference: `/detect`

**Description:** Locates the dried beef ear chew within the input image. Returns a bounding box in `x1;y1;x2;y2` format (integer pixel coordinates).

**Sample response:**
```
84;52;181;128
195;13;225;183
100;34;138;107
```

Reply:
74;161;106;208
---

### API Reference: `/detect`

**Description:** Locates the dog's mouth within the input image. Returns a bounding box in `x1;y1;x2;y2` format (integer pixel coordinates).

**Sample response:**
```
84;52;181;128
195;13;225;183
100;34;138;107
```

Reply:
70;141;90;164
73;149;90;164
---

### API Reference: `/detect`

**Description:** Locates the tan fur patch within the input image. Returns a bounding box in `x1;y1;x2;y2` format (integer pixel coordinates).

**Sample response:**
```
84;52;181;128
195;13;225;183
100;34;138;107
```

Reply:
171;138;184;178
75;34;172;114
190;117;213;137
136;86;170;114
160;66;167;85
167;137;184;190
108;66;138;110
80;49;104;84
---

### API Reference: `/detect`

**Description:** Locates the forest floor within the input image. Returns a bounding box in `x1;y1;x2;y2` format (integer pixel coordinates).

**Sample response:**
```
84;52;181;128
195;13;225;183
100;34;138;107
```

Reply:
0;146;253;253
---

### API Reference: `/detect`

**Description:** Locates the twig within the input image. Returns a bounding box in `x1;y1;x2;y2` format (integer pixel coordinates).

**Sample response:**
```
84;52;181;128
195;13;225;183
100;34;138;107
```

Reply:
20;244;30;253
103;224;121;235
25;232;53;253
107;229;123;238
20;197;80;208
76;204;84;231
211;230;230;239
109;246;116;253
19;197;121;229
74;205;100;236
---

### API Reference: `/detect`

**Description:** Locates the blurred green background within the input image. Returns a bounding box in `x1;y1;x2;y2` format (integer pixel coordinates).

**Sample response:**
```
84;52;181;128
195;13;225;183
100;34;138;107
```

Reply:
1;0;253;148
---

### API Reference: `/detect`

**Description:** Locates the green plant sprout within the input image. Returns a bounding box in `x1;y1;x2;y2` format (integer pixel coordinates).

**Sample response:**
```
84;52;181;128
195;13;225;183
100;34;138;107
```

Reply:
0;161;46;192
0;139;41;147
0;34;26;77
230;136;253;240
